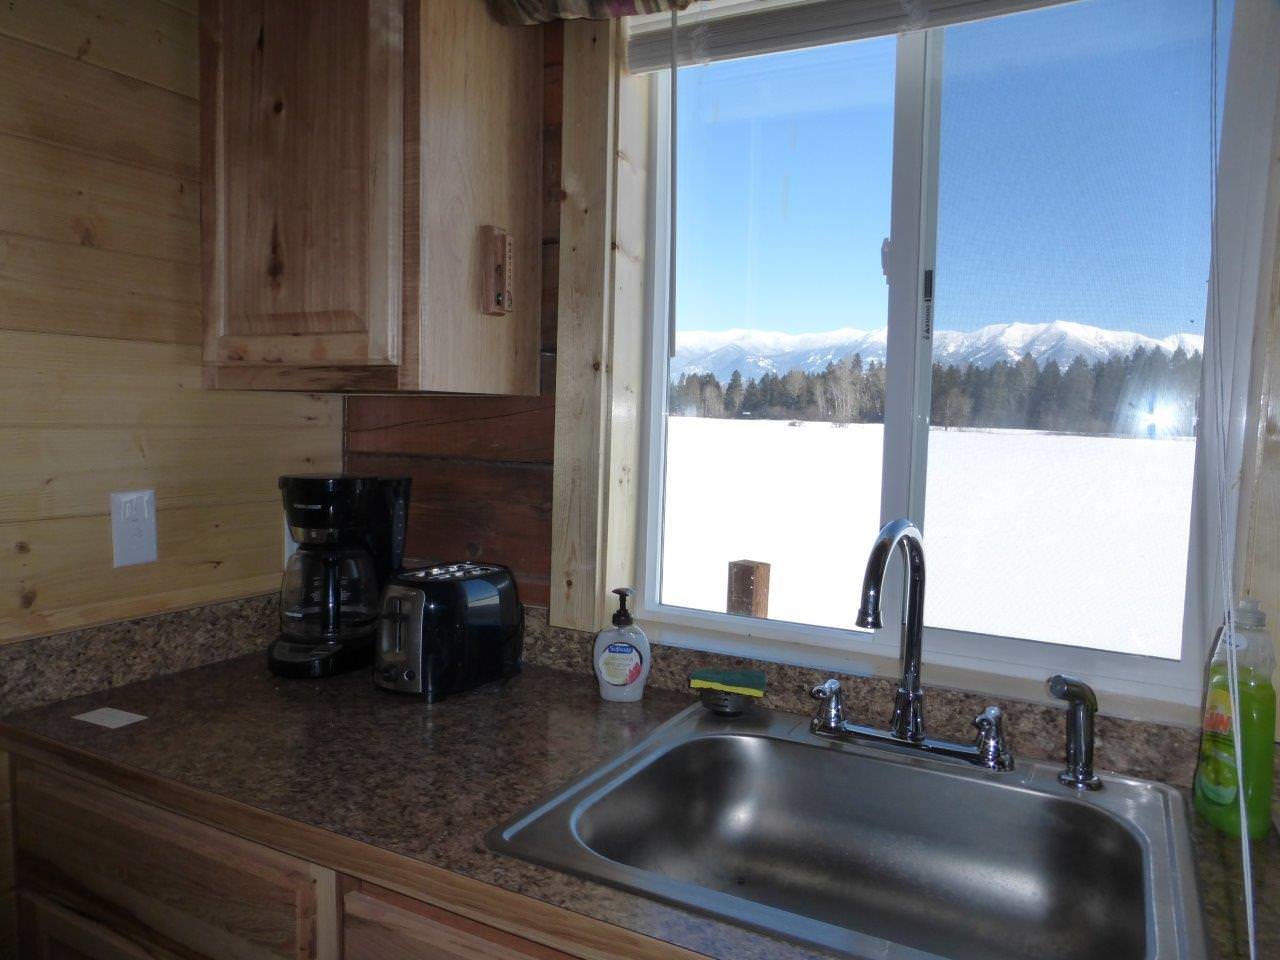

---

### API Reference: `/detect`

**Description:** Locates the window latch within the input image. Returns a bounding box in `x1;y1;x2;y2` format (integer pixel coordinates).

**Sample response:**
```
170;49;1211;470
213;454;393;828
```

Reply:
922;268;934;341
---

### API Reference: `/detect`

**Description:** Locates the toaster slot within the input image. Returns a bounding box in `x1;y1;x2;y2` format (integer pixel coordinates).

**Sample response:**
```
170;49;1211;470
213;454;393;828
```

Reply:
375;585;425;694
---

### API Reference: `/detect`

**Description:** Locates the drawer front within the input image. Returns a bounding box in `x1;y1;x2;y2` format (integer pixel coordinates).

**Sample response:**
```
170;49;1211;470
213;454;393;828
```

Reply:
19;892;178;960
15;765;335;960
344;884;576;960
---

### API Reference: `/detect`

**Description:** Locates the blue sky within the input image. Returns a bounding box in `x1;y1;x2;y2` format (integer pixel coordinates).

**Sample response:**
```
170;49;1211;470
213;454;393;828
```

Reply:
674;0;1227;338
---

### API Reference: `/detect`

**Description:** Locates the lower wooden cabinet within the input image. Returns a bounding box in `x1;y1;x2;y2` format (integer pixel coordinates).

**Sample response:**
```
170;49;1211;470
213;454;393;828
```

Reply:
344;882;574;960
14;765;337;960
18;893;174;960
8;763;583;960
0;894;15;960
1;751;13;960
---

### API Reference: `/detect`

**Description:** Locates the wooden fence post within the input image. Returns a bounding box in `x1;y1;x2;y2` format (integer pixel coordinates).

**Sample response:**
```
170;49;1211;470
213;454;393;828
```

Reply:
726;560;771;618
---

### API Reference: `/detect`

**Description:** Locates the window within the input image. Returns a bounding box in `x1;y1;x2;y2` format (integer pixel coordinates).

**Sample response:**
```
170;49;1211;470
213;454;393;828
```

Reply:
659;35;896;631
636;0;1249;706
924;3;1218;658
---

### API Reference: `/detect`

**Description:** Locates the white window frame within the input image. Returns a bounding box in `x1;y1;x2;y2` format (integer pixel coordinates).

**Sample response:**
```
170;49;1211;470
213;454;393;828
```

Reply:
632;0;1280;720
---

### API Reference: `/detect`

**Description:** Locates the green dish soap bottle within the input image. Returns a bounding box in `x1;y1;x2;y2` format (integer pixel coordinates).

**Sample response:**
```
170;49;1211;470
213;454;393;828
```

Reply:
1193;599;1276;840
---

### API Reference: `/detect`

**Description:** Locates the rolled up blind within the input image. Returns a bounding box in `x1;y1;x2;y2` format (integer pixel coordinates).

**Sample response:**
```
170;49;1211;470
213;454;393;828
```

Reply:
626;0;1080;73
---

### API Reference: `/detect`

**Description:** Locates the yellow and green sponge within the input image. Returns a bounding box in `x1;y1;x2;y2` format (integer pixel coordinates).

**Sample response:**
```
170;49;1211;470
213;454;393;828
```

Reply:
688;667;767;699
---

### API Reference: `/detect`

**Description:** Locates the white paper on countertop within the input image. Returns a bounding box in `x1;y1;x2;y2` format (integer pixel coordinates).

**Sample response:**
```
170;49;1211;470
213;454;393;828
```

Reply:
72;707;147;729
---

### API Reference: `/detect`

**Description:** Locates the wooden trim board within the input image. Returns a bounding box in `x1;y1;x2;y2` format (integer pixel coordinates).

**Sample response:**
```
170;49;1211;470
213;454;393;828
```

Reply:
549;22;650;632
549;21;618;632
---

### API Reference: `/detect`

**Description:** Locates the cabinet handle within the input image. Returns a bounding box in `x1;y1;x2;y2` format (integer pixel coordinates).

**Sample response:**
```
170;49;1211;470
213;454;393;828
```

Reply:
481;225;514;316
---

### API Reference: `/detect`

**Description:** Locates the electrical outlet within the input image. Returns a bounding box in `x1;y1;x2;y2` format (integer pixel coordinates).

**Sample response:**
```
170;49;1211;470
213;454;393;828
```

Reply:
110;490;158;567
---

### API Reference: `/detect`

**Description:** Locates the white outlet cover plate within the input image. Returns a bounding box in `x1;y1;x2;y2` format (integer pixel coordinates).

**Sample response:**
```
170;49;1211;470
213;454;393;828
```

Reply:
110;489;157;567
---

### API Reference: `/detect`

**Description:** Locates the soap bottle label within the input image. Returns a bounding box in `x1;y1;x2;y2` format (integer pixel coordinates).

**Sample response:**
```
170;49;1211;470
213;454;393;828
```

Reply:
1202;686;1233;737
1195;686;1239;805
598;642;643;686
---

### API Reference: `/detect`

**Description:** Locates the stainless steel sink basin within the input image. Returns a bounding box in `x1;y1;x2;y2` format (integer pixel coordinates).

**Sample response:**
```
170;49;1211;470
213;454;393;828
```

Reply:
488;704;1205;960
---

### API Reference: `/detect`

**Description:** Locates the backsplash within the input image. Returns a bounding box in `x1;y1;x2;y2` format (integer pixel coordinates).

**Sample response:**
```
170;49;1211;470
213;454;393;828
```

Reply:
0;598;1200;786
522;606;1202;787
0;595;275;715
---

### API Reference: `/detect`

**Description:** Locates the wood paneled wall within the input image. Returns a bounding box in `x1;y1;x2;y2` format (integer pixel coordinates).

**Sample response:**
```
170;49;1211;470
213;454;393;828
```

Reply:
0;0;342;643
344;23;561;606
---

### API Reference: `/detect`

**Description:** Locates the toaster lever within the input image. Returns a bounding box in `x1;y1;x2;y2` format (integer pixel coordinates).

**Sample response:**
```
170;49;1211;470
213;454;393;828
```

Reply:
386;596;407;653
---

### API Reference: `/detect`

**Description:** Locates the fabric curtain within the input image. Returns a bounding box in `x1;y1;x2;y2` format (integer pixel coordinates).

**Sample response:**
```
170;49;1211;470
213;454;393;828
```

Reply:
488;0;695;26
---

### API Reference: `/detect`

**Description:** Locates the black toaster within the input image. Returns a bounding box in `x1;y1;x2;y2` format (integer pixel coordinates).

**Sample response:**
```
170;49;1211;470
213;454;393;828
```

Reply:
375;562;523;701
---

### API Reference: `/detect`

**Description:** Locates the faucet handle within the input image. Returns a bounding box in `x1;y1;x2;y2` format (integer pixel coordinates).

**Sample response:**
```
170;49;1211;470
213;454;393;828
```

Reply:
809;679;847;734
972;705;1014;771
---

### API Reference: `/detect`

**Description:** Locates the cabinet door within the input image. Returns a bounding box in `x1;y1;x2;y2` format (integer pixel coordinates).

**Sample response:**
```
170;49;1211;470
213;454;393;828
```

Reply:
14;765;337;960
1;752;13;960
201;0;403;371
410;0;543;395
18;893;177;960
344;884;576;960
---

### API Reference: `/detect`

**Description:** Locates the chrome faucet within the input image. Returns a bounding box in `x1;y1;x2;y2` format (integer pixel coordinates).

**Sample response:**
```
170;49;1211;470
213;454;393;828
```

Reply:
808;518;1013;771
856;518;926;741
1048;674;1102;789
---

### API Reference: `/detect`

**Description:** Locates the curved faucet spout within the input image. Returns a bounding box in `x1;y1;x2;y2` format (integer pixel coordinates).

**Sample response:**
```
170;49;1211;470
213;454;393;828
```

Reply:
856;518;926;742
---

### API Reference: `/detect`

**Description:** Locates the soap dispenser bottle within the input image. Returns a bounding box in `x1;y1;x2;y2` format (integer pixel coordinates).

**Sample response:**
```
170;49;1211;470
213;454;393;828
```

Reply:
594;588;650;702
1193;598;1277;839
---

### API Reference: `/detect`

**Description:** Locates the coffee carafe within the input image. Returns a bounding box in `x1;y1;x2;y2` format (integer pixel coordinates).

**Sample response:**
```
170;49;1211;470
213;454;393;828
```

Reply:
270;475;409;678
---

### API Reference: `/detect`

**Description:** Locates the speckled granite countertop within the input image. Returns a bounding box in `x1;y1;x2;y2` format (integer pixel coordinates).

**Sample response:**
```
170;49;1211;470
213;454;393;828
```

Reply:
1;655;1275;960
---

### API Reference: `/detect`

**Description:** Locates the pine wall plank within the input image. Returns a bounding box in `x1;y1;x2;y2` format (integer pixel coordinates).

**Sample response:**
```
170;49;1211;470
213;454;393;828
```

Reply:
345;396;555;462
346;453;553;606
0;231;201;343
0;4;341;643
0;333;341;431
0;134;199;264
1;501;286;642
0;35;198;179
0;0;199;99
345;398;554;605
0;426;334;524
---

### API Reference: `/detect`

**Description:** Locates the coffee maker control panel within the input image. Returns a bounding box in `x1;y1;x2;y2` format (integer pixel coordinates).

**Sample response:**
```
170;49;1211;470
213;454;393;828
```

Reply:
375;585;426;694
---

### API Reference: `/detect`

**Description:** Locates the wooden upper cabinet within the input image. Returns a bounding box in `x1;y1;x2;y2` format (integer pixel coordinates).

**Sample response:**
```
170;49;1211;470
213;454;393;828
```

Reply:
201;0;404;377
201;0;543;394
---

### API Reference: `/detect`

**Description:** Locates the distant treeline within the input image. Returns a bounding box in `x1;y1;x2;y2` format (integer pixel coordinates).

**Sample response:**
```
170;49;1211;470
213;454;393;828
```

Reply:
669;346;1202;437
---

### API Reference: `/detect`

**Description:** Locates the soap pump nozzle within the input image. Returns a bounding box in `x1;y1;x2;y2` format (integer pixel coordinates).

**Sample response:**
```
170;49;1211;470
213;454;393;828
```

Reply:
611;587;635;626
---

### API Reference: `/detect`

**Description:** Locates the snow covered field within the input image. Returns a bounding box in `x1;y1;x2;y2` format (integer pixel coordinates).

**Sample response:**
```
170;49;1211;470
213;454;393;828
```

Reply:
660;418;1195;657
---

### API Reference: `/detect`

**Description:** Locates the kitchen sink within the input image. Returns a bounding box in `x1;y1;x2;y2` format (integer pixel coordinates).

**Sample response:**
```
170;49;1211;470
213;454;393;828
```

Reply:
487;703;1205;960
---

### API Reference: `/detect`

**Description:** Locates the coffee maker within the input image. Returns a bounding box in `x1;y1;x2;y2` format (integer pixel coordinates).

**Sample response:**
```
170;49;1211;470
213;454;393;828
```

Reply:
270;475;410;678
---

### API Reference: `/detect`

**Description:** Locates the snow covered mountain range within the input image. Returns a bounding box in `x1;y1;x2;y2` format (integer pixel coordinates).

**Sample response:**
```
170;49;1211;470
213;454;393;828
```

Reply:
672;321;1204;384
